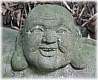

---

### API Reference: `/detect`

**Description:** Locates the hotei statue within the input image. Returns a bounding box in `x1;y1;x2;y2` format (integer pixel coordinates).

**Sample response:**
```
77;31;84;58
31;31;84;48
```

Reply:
11;4;88;72
2;4;96;78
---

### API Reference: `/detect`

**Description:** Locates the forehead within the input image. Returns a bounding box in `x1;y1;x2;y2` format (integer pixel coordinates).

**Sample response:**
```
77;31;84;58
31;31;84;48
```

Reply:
25;5;74;28
28;18;64;28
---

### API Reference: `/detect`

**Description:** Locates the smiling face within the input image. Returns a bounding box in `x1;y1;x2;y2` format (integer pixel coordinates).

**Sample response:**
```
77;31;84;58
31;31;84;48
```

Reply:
22;5;76;71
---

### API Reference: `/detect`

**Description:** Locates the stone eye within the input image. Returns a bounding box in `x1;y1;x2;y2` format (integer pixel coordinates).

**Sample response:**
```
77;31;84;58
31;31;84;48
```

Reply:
32;25;44;33
56;29;67;34
33;28;44;33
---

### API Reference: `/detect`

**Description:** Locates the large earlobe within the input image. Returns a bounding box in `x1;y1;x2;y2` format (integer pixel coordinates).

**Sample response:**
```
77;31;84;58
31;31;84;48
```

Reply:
11;34;28;71
70;27;87;69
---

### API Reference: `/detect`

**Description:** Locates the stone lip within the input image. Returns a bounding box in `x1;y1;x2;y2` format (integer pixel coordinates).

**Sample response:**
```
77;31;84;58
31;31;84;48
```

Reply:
39;48;57;57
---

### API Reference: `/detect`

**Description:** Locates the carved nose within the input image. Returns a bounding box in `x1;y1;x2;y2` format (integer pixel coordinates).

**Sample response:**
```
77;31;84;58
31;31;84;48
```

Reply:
42;30;57;43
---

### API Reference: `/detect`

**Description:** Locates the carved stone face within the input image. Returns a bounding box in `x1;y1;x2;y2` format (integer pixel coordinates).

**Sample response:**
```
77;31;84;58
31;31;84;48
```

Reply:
22;5;78;71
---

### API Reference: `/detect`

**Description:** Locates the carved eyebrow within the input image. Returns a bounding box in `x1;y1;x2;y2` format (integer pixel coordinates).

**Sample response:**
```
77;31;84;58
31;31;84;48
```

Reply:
56;26;72;32
30;25;44;32
29;22;45;27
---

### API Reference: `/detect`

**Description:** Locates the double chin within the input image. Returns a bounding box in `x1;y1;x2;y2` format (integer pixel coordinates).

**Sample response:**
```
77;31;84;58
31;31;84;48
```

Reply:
24;42;70;71
26;48;70;72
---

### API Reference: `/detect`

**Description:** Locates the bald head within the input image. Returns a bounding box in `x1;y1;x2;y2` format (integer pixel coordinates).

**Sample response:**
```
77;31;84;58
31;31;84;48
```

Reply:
24;5;75;31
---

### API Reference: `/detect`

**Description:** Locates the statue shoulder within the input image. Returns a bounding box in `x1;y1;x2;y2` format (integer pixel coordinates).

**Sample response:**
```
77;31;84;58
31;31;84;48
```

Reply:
82;37;96;46
2;27;19;40
82;37;96;57
2;27;19;77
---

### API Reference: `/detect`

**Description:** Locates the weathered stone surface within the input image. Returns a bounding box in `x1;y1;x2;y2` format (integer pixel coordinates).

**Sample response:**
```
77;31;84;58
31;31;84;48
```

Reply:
2;4;96;78
2;28;18;78
21;4;87;72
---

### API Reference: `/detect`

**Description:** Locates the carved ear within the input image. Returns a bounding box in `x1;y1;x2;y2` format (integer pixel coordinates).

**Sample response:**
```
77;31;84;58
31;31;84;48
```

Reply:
70;27;87;69
11;35;28;71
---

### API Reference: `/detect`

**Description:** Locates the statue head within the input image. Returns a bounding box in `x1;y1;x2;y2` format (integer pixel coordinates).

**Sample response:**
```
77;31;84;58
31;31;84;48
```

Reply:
19;4;86;72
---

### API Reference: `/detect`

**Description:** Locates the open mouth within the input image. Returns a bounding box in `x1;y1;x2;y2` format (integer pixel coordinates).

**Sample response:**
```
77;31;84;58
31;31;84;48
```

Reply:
39;47;57;57
40;48;57;51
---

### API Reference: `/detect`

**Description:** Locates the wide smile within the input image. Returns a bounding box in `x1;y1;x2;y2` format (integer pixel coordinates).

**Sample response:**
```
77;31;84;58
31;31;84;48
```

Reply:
39;47;57;57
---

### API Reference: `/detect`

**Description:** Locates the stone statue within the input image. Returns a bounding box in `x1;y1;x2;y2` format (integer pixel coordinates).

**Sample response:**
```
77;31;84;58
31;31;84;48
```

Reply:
2;4;96;78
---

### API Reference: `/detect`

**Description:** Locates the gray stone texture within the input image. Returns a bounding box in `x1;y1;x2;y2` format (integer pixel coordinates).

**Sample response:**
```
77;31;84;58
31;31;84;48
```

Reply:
2;4;96;78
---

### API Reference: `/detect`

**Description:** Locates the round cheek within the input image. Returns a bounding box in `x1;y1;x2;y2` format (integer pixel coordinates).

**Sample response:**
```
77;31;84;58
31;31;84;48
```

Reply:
61;34;74;54
57;34;72;53
57;34;70;44
24;33;43;52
